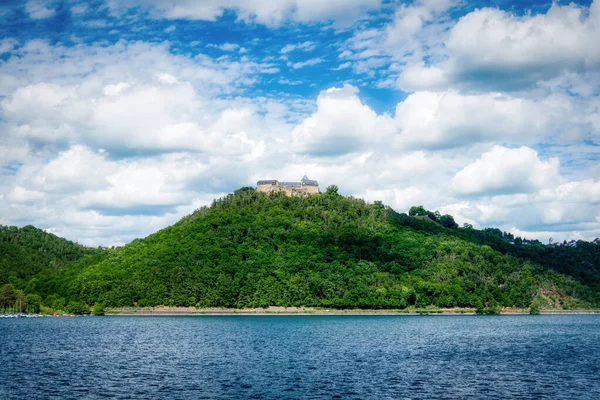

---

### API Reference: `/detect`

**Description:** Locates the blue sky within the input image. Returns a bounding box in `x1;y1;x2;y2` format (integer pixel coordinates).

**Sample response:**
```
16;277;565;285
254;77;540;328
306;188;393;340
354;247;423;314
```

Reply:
0;0;599;245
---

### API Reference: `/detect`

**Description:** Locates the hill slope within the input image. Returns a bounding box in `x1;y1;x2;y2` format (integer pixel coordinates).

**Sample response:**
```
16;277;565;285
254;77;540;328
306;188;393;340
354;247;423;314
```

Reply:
0;225;102;294
50;188;599;310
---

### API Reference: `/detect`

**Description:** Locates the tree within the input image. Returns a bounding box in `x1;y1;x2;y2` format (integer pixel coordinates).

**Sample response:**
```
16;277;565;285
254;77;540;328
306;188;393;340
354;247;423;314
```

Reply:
440;214;458;229
530;303;540;315
0;284;16;308
92;303;105;316
66;301;90;315
15;290;27;312
25;294;42;313
234;187;255;195
52;298;66;311
409;205;428;217
325;185;339;195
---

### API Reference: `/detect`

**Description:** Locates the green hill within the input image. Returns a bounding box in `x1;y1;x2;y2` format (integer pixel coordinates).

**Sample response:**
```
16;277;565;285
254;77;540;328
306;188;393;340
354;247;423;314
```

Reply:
0;225;102;291
0;225;103;312
2;188;599;313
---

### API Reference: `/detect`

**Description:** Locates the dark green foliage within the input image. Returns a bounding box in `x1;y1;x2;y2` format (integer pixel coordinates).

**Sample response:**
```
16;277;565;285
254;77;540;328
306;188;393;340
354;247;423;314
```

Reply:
52;298;66;311
66;301;89;315
0;284;16;308
0;225;102;296
25;294;42;313
409;206;428;217
47;191;599;309
326;185;339;195
440;214;458;229
2;191;600;311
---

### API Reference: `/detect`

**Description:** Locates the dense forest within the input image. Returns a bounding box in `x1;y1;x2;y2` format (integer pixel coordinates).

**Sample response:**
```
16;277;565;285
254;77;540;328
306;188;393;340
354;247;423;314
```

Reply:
0;225;102;313
1;187;599;314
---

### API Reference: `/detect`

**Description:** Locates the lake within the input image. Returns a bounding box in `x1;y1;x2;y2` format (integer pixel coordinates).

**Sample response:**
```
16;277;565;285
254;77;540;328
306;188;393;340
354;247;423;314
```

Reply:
1;315;599;399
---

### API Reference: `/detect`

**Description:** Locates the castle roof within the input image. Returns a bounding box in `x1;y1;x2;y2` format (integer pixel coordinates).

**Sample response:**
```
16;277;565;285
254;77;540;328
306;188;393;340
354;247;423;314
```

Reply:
301;175;319;186
279;181;302;187
257;180;277;185
257;176;319;188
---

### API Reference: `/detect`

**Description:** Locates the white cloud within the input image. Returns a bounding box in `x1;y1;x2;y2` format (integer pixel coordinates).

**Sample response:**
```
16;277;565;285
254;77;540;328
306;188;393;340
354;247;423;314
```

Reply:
396;63;447;91
445;3;600;85
393;91;577;150
278;78;303;85
109;0;382;26
0;40;278;98
541;180;600;205
25;0;56;19
292;84;394;156
32;146;116;192
339;0;456;78
290;58;323;69
2;3;600;247
390;1;600;92
384;0;456;50
208;43;240;51
70;4;88;16
452;146;560;196
281;41;315;54
6;186;45;204
0;38;18;54
343;1;600;94
332;62;351;71
103;82;132;96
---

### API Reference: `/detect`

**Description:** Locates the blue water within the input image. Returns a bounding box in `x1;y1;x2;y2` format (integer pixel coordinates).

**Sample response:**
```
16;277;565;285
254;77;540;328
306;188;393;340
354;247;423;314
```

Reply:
1;315;599;399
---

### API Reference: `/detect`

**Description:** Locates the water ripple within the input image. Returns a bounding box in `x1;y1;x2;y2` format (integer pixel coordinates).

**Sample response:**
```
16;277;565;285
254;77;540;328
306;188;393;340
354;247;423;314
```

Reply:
1;315;599;399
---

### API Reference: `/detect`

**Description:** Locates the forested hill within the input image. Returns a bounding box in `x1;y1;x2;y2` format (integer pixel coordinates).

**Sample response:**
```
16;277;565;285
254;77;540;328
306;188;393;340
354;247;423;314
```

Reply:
33;186;597;311
2;187;599;313
0;225;102;290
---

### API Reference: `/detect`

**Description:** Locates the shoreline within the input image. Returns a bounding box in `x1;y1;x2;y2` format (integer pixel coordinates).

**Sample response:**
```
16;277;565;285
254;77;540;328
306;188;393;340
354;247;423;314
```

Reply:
105;306;600;316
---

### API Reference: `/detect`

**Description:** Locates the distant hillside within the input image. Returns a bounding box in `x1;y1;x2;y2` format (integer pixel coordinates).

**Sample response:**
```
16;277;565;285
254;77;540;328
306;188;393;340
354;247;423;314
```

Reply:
0;225;102;296
37;187;597;311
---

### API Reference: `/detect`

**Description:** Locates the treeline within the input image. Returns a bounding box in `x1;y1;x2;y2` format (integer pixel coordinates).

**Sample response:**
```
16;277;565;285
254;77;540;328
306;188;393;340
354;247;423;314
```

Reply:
0;283;104;315
0;225;103;314
394;207;600;294
1;188;599;313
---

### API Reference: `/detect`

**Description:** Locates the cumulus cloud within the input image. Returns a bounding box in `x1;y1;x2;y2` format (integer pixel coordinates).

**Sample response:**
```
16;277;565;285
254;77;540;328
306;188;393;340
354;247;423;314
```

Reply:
384;0;456;50
25;0;56;19
444;3;600;88
291;84;394;156
452;146;560;197
31;146;116;192
341;1;600;94
395;63;447;92
0;40;286;157
339;0;456;79
392;1;600;92
392;91;571;149
0;40;278;98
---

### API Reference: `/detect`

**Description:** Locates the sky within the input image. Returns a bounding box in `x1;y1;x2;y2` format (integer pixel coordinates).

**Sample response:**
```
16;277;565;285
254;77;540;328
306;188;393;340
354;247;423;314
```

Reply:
0;0;599;246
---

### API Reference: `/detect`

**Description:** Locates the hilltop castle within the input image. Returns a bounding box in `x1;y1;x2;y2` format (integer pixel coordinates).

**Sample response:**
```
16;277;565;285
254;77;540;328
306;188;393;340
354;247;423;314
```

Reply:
257;175;320;195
